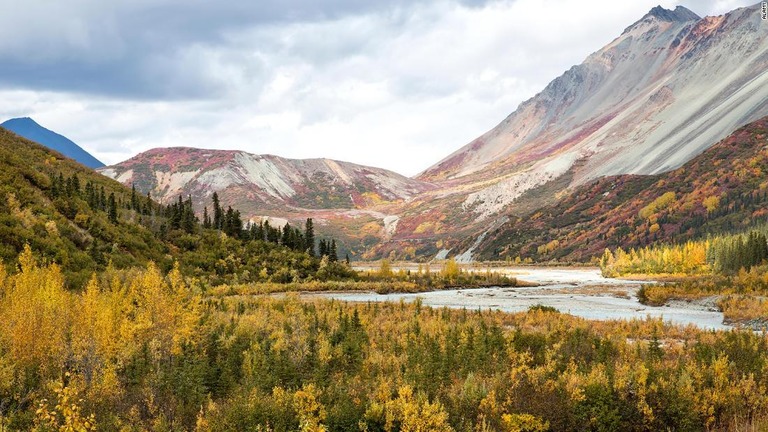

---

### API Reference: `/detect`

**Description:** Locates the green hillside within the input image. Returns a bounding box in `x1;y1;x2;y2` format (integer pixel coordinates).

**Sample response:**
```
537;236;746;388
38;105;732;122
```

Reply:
0;127;171;285
0;127;347;287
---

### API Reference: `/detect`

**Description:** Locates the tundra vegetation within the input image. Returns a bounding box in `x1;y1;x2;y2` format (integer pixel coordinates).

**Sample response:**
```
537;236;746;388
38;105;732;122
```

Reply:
2;247;768;431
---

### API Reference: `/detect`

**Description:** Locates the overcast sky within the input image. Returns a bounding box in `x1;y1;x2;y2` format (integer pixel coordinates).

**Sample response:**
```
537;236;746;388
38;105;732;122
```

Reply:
0;0;757;176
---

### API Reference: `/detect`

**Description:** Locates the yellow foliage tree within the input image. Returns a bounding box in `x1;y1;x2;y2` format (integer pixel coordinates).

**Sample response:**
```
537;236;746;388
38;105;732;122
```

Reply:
34;377;97;432
0;245;70;376
441;258;460;282
383;386;453;432
294;384;327;432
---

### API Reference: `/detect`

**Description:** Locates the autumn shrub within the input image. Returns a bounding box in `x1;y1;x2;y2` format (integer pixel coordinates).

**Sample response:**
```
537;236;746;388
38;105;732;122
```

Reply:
1;247;768;430
718;295;768;325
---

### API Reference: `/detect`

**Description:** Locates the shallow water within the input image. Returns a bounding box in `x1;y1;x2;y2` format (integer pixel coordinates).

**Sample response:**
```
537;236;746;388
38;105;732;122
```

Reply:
307;267;731;330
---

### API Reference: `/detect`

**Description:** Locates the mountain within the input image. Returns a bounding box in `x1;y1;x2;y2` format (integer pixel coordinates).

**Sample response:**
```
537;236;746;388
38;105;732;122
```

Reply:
371;3;768;260
471;114;768;261
418;3;768;217
100;147;432;210
99;147;435;256
101;4;768;261
99;147;431;210
1;117;105;168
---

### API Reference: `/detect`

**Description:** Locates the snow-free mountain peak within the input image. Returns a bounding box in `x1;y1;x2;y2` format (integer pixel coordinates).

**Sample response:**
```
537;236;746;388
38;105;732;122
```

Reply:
0;117;104;169
620;5;701;36
100;146;434;211
647;5;700;22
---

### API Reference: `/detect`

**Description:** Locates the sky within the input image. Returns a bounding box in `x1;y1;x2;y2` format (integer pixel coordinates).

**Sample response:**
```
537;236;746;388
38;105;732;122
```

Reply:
0;0;758;176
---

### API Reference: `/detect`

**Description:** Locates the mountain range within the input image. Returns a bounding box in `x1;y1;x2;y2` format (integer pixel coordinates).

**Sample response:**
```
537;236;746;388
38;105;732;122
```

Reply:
1;117;105;168
33;3;768;260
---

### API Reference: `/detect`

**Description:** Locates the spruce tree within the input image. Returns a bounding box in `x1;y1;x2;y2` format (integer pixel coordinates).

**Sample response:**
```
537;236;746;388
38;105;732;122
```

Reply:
100;187;107;211
203;206;212;229
330;239;338;262
131;184;139;211
305;218;315;256
281;223;291;248
108;193;118;223
212;192;223;230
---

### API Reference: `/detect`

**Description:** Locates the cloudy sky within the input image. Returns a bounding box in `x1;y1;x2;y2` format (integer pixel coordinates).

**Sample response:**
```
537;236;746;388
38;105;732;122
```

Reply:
0;0;757;176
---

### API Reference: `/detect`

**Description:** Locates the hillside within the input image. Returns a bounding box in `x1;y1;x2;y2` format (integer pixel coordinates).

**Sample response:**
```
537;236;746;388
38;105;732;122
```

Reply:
99;147;436;258
0;127;167;285
0;128;345;286
471;115;768;261
1;117;105;168
374;3;768;259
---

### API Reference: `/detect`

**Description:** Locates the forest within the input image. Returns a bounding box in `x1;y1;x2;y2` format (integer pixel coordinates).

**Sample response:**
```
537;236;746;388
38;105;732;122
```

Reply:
1;247;768;431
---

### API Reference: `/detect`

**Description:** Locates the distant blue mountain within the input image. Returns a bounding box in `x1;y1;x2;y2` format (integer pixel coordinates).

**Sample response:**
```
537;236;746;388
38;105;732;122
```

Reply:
1;117;105;168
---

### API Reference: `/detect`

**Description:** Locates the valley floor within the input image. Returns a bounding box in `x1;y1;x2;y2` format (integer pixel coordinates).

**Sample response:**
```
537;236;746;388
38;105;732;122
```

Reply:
308;266;731;330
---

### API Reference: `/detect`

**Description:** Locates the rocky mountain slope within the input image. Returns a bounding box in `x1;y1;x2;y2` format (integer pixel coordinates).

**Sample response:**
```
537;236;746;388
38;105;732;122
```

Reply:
472;115;768;261
101;147;433;209
419;3;768;217
99;147;435;256
1;117;104;168
371;3;768;260
101;4;768;261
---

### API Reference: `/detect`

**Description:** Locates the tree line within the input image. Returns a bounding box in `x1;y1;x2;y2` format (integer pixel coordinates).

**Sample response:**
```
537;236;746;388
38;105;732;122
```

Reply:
601;226;768;277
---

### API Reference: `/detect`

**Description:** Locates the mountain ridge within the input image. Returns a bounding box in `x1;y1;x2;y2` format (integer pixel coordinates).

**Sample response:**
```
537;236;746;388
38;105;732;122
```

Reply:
420;3;767;183
100;146;434;210
472;114;768;261
1;117;105;169
101;3;768;261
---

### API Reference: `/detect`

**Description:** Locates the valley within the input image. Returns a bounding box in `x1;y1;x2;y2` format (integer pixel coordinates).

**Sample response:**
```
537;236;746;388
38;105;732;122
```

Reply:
307;266;731;330
94;3;768;263
1;2;768;431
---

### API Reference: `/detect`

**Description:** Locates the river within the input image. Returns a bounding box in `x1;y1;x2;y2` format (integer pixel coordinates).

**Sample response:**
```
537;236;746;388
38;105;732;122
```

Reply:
305;267;730;330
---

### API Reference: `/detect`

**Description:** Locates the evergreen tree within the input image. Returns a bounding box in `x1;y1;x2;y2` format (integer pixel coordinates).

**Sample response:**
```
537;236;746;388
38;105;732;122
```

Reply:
265;220;280;243
108;193;118;224
305;218;315;256
222;206;242;238
251;222;264;242
203;206;212;229
100;187;107;211
330;239;338;262
182;195;196;234
58;173;65;197
280;223;293;249
131;184;139;211
89;238;103;265
143;191;152;216
212;192;223;230
71;174;81;195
